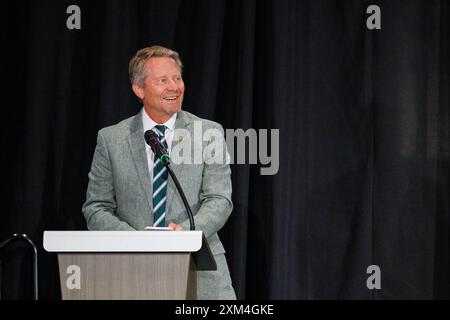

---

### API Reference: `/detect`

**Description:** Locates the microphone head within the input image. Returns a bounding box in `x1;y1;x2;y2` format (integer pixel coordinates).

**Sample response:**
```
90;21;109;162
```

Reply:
144;129;159;146
144;130;170;164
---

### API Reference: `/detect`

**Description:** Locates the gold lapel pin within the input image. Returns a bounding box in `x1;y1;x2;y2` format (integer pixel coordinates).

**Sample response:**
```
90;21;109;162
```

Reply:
178;135;184;142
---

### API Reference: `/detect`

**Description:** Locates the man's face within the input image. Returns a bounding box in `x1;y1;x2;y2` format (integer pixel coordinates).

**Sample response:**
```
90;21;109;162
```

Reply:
133;56;185;123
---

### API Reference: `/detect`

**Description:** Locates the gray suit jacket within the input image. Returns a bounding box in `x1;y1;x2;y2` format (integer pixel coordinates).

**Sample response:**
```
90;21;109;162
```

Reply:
82;109;236;299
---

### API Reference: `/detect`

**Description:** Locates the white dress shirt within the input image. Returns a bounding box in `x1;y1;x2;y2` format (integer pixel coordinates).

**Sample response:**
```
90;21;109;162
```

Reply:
142;108;177;180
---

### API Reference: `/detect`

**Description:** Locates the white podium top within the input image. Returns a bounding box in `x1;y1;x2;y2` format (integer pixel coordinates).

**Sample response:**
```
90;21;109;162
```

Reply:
43;231;203;252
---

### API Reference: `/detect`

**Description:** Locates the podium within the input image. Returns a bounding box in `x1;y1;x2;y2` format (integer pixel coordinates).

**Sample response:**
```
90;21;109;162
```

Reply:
43;231;216;300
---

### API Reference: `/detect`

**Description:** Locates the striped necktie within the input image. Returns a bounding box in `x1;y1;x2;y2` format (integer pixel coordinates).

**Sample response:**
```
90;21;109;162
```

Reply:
152;125;168;227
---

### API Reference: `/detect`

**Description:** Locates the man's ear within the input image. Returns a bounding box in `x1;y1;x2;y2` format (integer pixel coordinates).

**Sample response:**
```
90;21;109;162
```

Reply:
132;83;144;100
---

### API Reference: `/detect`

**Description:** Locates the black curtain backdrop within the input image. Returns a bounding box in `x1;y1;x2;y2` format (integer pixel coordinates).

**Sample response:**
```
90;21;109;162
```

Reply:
1;0;449;299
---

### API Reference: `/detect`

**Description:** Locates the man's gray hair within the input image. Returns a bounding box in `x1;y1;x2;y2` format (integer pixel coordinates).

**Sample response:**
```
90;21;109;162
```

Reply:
129;45;183;86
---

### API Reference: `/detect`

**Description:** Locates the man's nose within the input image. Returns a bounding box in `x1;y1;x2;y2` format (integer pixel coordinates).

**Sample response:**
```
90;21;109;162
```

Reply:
166;79;179;91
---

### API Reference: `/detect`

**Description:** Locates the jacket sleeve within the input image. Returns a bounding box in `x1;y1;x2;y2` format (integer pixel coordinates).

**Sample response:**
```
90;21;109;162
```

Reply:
177;124;233;238
82;130;135;230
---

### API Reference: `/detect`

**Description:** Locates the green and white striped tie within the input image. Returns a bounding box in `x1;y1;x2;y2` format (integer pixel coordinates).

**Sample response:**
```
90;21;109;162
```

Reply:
152;125;168;227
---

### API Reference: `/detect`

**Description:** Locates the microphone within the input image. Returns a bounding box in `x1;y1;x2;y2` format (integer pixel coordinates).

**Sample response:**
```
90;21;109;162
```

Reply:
144;130;170;165
144;129;195;231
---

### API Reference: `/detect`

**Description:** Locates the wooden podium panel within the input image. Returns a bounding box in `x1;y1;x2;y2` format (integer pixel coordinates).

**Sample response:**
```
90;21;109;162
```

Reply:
58;253;196;300
44;231;216;300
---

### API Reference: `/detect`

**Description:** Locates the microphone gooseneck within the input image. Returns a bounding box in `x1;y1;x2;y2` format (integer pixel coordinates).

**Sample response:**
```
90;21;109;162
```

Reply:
144;129;195;230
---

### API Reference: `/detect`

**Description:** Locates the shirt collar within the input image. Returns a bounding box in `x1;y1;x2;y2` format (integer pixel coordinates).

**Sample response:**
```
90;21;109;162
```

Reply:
142;108;177;133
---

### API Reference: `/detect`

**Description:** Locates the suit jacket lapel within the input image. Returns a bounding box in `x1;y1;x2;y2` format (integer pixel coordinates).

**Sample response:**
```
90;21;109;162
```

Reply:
128;110;153;215
166;111;190;215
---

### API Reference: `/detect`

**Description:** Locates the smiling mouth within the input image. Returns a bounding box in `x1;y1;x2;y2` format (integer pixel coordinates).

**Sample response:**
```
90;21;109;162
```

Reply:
163;96;179;102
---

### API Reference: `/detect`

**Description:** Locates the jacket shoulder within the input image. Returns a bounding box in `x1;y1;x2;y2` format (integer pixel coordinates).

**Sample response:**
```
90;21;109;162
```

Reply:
180;110;223;130
98;113;138;140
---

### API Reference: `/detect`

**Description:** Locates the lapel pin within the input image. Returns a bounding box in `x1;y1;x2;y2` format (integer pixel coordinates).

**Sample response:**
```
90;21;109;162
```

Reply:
178;135;184;142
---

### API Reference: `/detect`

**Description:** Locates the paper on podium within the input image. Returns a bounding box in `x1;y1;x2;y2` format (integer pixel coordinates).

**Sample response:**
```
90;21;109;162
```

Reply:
144;226;172;231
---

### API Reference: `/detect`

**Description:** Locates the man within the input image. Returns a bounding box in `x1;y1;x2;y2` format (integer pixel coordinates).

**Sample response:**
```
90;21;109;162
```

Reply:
82;45;236;300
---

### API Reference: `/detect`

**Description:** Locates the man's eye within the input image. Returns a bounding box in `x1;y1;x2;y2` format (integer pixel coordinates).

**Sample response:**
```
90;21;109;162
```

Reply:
159;79;166;84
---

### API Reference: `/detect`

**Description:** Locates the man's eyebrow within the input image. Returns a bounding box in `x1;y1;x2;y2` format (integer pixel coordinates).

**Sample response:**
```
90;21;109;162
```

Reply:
152;73;181;79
